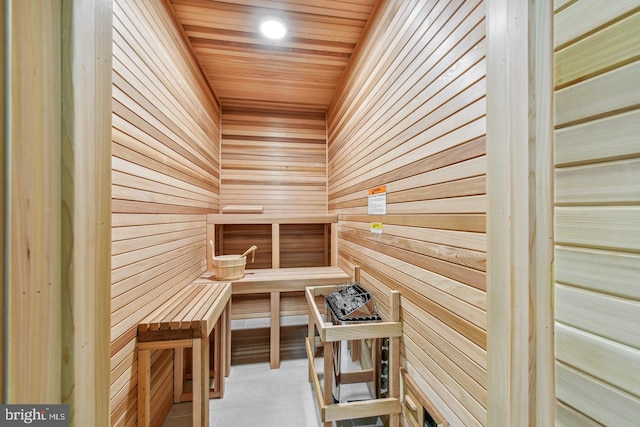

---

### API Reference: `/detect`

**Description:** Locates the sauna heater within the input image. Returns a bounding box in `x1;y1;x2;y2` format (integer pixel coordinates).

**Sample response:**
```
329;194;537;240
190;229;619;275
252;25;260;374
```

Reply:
325;283;383;402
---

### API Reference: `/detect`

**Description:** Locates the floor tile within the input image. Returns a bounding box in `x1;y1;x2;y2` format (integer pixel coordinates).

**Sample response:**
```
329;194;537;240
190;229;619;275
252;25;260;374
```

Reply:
163;344;384;427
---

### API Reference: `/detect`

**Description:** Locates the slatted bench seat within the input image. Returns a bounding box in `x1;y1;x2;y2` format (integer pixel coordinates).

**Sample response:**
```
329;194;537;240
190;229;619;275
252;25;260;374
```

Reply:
137;280;231;427
202;266;352;369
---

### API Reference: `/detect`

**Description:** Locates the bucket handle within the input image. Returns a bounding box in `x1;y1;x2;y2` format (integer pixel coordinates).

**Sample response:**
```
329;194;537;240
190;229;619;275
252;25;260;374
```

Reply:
241;245;258;263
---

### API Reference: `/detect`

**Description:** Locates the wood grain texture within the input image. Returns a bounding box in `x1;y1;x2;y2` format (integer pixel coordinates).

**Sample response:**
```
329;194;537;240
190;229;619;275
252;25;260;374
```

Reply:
167;0;378;111
486;0;555;425
554;0;640;49
556;362;640;425
555;10;640;89
328;1;487;424
111;0;221;423
209;216;336;269
220;108;327;214
60;0;113;423
5;0;62;404
554;2;640;425
556;323;640;398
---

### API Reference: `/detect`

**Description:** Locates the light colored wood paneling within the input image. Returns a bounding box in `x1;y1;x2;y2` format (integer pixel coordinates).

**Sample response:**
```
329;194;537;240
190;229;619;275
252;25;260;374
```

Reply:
556;323;640;397
555;284;640;350
5;0;62;404
555;158;640;204
556;401;603;427
111;0;221;423
221;108;327;215
339;239;486;314
555;60;640;127
555;110;640;167
554;4;640;424
554;0;640;49
4;0;113;421
555;246;640;300
328;1;487;425
555;206;640;252
555;10;640;89
168;0;378;111
60;1;113;423
486;1;556;425
556;362;640;425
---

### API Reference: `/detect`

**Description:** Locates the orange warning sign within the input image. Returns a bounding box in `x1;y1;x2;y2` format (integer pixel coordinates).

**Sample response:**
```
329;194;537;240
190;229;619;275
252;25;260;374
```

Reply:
368;185;386;195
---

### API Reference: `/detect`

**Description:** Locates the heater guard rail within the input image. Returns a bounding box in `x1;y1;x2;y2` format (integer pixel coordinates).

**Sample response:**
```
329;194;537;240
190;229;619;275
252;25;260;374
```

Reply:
305;283;402;427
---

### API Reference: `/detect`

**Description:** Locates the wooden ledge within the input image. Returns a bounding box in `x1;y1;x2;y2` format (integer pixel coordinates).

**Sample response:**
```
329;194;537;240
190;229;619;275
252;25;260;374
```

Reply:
206;213;338;225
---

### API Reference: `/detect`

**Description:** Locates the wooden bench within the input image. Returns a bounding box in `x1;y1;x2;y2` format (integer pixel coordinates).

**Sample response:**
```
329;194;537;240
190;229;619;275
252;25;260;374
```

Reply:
202;266;352;369
137;280;231;427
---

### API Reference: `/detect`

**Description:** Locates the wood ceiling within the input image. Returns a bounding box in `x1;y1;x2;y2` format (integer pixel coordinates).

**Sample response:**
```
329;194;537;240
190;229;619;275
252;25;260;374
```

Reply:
168;0;379;112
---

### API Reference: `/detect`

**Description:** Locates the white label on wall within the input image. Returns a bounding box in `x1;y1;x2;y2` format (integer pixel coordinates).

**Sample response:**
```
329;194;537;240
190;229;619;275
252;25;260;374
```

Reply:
368;185;387;215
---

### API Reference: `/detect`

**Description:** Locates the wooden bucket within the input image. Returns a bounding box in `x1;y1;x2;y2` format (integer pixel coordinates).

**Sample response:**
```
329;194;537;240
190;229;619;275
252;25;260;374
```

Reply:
213;255;247;280
210;242;257;280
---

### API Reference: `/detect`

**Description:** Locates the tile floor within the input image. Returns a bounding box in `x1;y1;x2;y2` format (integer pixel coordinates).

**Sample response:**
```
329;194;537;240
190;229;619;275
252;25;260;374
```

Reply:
162;325;385;427
162;358;323;427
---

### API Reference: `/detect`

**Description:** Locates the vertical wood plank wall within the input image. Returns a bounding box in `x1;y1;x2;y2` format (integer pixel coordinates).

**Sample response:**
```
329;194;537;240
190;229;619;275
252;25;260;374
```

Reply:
328;1;487;425
553;1;640;425
4;0;63;404
220;108;328;214
111;0;221;425
61;1;113;424
4;2;112;422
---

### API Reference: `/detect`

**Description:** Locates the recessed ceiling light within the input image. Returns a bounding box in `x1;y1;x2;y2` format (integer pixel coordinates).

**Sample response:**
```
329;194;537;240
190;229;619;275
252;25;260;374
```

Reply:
260;16;286;40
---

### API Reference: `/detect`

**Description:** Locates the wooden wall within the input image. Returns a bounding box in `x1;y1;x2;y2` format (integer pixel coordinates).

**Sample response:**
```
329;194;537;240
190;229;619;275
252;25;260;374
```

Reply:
5;0;63;405
111;0;221;425
220;108;327;214
216;223;329;269
485;1;555;424
218;108;329;266
554;1;640;425
4;0;113;423
328;1;487;426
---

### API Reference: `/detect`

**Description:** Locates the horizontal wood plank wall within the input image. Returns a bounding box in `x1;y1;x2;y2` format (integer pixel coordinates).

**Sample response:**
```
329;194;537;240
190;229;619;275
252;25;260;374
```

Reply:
218;224;273;269
280;224;329;268
220;108;327;215
554;1;640;425
328;1;487;426
111;0;221;425
220;109;329;267
217;224;328;269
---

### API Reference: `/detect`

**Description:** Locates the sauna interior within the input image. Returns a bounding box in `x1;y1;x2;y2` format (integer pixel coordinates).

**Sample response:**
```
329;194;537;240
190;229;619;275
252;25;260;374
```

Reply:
2;0;640;426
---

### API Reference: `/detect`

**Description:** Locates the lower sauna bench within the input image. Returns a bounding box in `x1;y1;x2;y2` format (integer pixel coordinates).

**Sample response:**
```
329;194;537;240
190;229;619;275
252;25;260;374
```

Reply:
137;279;231;427
201;266;352;368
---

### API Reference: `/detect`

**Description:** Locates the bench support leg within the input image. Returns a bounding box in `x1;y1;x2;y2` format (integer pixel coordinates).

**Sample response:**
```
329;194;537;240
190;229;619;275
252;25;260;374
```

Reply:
213;316;224;397
174;348;184;403
225;303;231;377
270;291;280;369
137;348;151;427
192;337;209;427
